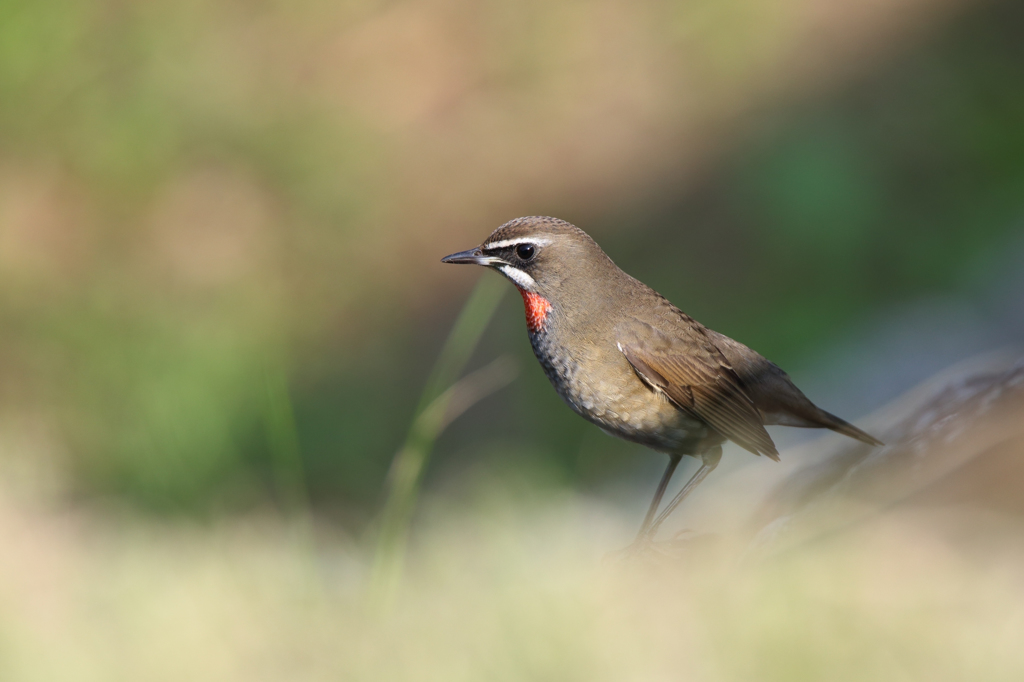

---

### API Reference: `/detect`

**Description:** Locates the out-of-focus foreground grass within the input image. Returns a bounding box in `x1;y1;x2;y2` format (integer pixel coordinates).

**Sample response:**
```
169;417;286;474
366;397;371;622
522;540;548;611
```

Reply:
2;469;1023;680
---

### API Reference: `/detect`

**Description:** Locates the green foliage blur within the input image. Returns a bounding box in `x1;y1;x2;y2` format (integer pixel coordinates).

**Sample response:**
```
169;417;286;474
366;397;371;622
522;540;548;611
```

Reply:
0;0;1021;520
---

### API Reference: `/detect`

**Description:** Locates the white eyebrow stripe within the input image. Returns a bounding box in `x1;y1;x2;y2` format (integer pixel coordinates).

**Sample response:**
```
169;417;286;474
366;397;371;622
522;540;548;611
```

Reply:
499;265;537;291
483;237;553;249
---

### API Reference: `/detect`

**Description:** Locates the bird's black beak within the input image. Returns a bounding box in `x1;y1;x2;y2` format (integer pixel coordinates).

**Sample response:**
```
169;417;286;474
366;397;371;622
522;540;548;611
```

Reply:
441;247;506;266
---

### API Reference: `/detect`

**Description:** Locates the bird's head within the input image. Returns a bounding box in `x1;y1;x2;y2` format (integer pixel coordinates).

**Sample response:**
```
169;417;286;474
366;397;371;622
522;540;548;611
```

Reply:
442;216;615;332
442;216;598;295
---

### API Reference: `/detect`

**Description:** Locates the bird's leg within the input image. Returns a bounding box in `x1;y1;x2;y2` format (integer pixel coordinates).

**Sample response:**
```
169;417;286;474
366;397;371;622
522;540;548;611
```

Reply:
643;445;722;541
607;454;682;560
633;454;682;543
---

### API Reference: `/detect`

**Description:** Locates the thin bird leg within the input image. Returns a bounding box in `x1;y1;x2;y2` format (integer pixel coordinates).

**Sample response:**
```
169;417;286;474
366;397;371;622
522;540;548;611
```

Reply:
633;454;682;543
644;446;722;541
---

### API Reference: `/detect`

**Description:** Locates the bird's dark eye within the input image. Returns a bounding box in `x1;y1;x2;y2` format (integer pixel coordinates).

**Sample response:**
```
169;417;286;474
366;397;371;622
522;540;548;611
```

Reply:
516;244;535;261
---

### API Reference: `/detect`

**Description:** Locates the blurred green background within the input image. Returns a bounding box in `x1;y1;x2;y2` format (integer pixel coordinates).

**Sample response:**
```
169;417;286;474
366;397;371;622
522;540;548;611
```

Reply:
0;0;1022;526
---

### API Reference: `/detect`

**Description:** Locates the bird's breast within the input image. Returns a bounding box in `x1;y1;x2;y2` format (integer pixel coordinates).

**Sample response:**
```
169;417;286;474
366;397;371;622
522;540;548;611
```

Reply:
527;326;708;454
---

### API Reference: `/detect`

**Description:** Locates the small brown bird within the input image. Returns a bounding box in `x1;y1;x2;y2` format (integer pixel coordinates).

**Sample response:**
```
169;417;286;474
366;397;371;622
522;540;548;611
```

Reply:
443;216;882;549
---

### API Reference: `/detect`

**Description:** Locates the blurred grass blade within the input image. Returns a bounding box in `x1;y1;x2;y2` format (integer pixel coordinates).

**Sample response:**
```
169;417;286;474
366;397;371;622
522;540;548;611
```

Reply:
369;355;518;606
370;274;509;606
263;364;311;517
263;363;320;568
416;274;508;414
432;356;519;434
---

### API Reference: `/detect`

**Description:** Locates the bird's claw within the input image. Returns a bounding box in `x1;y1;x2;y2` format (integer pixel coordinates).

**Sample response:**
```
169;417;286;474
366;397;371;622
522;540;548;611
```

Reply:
603;537;669;565
603;530;717;566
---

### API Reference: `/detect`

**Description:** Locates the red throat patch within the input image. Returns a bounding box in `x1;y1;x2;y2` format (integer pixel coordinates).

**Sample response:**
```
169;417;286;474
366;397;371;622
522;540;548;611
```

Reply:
518;289;552;333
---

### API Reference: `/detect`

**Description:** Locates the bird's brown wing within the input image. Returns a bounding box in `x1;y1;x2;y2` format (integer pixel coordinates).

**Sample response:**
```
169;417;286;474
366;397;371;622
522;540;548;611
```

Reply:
618;321;780;460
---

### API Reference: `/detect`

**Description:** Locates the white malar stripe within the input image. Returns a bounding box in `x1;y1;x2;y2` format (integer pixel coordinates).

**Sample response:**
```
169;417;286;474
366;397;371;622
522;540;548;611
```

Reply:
482;237;553;250
499;265;537;291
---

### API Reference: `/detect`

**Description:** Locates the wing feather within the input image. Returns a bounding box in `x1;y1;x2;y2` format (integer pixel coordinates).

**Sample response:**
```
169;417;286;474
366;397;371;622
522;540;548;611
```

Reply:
618;325;779;460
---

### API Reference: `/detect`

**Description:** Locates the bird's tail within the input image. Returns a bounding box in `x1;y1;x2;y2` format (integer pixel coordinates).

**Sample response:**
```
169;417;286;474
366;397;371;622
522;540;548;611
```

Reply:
813;408;884;447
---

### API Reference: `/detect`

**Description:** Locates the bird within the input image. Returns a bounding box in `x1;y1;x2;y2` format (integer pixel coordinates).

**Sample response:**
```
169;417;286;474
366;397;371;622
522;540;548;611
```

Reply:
442;216;883;551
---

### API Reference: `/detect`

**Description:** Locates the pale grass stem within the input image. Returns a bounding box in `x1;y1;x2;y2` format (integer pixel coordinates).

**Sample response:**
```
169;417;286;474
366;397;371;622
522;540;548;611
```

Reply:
369;274;512;607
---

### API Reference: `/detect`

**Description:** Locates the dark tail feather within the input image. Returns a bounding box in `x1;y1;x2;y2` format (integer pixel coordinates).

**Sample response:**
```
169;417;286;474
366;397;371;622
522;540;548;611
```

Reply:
815;409;884;447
